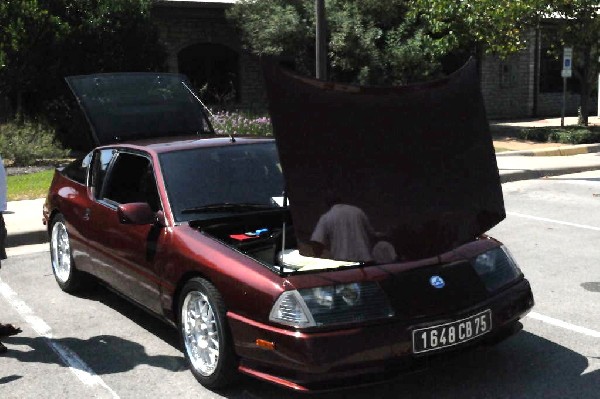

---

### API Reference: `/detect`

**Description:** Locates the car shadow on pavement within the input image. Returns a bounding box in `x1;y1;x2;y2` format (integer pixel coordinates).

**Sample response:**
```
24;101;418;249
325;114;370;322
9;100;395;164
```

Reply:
74;284;181;350
2;334;186;375
222;331;600;399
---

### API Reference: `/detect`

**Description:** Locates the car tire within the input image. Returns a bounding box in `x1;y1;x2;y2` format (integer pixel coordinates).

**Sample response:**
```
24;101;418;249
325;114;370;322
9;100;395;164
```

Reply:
50;214;88;293
178;277;237;389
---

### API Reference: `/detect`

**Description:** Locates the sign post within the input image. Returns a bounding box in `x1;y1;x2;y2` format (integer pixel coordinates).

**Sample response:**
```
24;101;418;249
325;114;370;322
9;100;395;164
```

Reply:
561;47;573;127
315;0;327;80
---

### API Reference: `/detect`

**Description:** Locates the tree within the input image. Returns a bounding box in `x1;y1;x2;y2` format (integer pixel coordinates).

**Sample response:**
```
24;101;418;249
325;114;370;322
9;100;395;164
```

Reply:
550;1;600;125
0;0;65;118
227;0;454;85
0;0;165;121
411;0;600;125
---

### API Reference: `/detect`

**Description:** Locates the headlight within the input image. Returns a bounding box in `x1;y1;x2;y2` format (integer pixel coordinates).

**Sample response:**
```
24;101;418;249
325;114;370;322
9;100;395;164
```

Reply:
269;282;394;328
472;246;522;292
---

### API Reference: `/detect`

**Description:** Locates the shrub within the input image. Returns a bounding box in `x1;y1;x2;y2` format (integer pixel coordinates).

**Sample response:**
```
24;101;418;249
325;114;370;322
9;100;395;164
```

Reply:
517;126;600;145
209;110;273;136
518;128;551;142
0;120;70;166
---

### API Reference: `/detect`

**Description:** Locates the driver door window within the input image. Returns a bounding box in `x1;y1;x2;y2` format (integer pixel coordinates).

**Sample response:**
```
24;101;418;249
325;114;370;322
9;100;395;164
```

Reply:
102;153;161;211
90;149;115;199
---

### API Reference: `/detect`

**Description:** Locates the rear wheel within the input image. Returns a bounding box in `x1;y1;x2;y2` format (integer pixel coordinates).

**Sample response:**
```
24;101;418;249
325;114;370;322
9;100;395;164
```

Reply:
179;277;237;389
50;214;88;293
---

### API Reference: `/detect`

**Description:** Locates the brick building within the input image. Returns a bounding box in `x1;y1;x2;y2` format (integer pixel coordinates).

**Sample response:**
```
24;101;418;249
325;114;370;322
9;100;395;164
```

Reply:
152;0;266;110
152;1;596;119
481;29;597;119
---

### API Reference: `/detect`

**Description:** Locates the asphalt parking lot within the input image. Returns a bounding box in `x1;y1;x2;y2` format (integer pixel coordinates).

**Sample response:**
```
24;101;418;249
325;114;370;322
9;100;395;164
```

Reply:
1;170;599;398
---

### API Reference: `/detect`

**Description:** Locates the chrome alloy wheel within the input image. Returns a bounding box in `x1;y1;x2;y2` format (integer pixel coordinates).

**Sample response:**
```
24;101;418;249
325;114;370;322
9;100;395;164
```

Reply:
182;290;220;376
51;221;72;283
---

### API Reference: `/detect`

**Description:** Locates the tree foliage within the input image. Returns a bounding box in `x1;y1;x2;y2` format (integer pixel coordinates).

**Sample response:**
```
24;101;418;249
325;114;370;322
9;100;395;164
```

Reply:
412;0;600;124
227;0;453;85
0;0;165;121
549;1;600;124
411;0;546;56
0;0;65;117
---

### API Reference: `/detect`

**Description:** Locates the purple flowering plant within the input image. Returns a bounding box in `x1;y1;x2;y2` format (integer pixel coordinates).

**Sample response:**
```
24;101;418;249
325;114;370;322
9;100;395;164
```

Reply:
210;110;273;136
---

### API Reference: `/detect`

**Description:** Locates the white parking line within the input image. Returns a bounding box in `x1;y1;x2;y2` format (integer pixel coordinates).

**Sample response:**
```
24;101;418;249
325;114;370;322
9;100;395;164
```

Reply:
507;212;600;231
0;278;120;399
527;312;600;338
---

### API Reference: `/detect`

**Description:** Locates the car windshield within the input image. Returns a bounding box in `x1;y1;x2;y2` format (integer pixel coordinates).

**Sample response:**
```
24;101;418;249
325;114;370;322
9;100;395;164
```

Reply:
159;142;285;222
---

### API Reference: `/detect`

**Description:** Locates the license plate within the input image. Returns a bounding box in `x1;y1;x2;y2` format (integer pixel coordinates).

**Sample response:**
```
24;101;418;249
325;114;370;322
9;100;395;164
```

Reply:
412;310;492;354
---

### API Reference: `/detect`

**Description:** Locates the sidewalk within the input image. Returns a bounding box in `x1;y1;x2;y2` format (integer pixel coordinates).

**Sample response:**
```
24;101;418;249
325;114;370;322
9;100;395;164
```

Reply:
5;114;600;251
497;152;600;183
4;198;48;255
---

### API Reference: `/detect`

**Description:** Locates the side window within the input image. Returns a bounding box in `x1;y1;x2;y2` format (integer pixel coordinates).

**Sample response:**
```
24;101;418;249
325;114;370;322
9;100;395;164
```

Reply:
103;153;161;211
90;149;115;199
62;151;93;184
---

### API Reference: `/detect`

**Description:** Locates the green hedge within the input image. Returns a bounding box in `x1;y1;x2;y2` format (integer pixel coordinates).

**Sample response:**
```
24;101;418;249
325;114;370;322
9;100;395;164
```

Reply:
518;126;600;145
0;121;70;166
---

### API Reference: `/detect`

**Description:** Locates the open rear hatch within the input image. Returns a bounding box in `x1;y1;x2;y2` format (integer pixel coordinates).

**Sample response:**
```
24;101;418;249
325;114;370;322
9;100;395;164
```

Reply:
66;73;213;149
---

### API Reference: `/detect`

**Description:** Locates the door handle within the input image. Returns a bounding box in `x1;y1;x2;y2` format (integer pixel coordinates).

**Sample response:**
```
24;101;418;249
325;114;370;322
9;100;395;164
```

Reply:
83;208;91;221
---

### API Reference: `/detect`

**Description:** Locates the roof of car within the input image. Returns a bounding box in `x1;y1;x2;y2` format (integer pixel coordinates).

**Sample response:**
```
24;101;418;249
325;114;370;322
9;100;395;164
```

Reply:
100;135;275;154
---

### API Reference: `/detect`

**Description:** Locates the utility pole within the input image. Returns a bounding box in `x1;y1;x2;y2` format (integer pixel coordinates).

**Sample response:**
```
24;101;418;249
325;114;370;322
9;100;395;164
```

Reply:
315;0;327;80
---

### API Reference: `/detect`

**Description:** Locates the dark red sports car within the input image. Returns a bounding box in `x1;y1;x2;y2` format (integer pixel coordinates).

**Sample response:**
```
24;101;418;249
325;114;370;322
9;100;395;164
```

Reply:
43;67;533;391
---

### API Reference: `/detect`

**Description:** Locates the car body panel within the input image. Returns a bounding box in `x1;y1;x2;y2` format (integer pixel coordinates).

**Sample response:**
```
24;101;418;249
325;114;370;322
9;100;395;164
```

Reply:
229;279;533;390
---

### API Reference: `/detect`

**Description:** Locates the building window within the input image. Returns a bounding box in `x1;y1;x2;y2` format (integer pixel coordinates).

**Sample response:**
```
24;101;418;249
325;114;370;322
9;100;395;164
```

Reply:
178;43;240;105
499;62;517;88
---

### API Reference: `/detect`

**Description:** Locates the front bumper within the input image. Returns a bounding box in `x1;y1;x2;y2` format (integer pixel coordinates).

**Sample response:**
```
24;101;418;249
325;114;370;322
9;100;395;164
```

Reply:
227;278;534;391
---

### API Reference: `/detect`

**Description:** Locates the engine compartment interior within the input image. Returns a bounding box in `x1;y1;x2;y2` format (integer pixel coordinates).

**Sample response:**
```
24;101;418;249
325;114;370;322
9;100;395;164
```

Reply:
192;210;359;273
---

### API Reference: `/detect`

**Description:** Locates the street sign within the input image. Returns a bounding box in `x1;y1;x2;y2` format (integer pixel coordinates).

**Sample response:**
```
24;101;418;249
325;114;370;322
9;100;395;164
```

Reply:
561;47;573;127
563;47;573;70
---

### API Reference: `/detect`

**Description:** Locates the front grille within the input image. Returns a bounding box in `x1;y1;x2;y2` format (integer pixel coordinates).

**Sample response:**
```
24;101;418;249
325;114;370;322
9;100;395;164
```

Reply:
380;261;489;320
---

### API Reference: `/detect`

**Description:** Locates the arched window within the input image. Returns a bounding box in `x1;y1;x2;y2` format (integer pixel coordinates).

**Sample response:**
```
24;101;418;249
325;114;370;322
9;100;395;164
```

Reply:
178;43;239;105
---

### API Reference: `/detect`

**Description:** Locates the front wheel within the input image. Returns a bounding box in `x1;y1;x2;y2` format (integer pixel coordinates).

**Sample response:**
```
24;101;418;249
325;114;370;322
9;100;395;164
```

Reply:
179;277;237;389
50;214;87;293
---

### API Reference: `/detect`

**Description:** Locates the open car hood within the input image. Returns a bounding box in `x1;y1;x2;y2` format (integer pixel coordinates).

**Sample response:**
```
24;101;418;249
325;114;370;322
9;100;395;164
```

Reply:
65;73;212;147
262;59;505;261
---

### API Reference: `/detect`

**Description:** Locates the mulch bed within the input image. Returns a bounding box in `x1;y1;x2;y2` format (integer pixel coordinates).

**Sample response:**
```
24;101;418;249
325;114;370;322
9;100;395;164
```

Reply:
6;165;55;176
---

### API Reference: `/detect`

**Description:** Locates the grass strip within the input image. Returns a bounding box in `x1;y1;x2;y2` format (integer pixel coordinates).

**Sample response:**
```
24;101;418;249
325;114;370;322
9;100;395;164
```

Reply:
7;169;54;201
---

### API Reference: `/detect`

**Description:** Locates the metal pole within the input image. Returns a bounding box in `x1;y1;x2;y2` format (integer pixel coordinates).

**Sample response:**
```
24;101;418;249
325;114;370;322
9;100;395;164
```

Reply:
315;0;327;80
561;77;566;127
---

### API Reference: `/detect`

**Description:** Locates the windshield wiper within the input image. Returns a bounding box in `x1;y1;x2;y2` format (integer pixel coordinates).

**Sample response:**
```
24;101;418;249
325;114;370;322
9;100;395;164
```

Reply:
181;203;275;214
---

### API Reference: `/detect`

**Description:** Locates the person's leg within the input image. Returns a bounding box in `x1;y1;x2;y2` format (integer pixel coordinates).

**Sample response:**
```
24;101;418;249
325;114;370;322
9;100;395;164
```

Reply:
0;213;16;354
0;213;6;260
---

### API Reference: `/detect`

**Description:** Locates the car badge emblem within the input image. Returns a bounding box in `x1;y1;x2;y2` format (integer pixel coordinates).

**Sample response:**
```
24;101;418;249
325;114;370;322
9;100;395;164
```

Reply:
429;275;445;289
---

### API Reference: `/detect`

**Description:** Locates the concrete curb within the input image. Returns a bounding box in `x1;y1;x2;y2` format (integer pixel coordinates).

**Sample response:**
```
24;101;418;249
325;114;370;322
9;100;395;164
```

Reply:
496;143;600;157
499;164;600;183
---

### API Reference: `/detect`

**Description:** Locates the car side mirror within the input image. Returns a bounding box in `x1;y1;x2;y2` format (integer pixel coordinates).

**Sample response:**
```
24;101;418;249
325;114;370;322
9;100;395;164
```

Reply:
118;202;162;226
